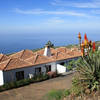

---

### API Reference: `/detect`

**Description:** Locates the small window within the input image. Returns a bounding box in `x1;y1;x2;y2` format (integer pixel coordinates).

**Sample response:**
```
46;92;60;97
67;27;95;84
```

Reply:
16;71;24;81
35;67;41;75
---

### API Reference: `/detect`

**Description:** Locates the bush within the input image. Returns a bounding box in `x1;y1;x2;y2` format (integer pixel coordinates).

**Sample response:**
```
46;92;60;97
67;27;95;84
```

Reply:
0;73;49;92
64;60;75;71
44;89;64;100
69;60;75;66
67;65;72;70
71;77;83;96
63;89;71;97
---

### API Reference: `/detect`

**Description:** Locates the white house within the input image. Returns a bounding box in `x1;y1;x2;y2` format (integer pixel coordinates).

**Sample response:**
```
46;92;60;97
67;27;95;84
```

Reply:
0;46;81;86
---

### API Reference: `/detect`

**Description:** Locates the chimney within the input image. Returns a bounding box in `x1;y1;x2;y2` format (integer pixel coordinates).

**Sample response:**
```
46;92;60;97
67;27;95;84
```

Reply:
44;45;51;57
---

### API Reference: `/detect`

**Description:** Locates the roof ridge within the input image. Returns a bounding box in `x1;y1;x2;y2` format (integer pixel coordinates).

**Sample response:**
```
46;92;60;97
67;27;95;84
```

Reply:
20;50;25;58
0;54;4;62
34;53;39;64
3;58;12;70
56;51;60;59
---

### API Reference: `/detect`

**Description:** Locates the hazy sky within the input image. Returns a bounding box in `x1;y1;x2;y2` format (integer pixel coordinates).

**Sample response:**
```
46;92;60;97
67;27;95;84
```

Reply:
0;0;100;34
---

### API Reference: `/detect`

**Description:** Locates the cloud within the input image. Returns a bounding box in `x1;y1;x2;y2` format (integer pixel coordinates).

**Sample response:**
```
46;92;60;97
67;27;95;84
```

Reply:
14;8;90;17
51;0;100;8
43;17;64;24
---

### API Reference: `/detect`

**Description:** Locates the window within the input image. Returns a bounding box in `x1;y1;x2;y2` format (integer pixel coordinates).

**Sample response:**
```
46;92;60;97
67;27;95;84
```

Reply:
16;71;24;81
60;62;65;66
35;67;41;75
46;65;51;72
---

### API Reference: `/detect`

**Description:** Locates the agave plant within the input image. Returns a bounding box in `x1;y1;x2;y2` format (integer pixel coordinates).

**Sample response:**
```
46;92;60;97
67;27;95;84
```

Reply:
76;50;100;92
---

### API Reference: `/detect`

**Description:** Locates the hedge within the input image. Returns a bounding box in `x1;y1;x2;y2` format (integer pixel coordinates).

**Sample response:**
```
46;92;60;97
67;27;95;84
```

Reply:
0;74;49;92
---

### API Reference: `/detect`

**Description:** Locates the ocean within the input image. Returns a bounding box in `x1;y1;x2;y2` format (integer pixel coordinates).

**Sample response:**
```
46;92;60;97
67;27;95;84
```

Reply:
0;33;99;54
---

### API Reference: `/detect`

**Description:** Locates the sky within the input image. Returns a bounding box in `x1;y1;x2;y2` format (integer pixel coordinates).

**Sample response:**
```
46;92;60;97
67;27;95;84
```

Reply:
0;0;100;35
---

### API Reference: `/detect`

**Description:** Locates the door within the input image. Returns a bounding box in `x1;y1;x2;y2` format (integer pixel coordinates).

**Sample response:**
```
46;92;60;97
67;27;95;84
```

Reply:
46;65;51;72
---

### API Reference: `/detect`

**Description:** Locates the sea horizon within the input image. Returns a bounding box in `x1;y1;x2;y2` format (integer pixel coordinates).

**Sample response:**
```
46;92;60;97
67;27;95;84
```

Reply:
0;33;99;54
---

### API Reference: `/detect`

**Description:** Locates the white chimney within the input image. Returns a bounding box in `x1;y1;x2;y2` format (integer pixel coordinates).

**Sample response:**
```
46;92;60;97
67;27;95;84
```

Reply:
44;45;51;57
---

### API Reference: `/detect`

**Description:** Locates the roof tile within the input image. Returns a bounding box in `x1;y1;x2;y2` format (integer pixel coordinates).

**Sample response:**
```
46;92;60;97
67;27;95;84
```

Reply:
0;47;81;71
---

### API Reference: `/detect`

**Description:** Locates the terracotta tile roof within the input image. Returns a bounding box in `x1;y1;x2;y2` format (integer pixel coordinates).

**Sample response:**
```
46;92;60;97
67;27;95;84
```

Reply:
9;49;35;60
55;47;67;53
25;54;54;65
34;55;54;65
0;59;10;70
0;54;9;63
20;50;35;60
25;56;36;64
0;58;33;71
0;54;3;59
0;47;81;71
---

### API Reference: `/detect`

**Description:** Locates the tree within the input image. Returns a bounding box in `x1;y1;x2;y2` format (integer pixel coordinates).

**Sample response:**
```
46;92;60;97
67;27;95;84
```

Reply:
46;41;54;48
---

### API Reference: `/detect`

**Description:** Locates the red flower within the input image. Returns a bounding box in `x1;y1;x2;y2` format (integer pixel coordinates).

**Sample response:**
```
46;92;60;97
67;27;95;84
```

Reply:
92;42;96;52
81;47;84;56
78;32;81;40
81;40;84;47
84;33;88;46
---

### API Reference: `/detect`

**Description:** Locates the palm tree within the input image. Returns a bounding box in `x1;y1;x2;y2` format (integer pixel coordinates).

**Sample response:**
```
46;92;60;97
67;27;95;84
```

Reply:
46;41;54;48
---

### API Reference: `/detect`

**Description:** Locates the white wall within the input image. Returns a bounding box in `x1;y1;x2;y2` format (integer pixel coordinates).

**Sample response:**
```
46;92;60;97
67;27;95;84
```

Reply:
3;62;57;84
46;62;56;72
0;70;4;86
3;64;46;83
57;64;66;74
3;57;80;84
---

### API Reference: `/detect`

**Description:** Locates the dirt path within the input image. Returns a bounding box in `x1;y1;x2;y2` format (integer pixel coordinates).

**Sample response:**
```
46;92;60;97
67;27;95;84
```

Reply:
0;73;75;100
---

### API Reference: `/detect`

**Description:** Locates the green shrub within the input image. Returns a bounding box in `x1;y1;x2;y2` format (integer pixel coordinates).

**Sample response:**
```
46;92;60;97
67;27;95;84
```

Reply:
63;89;71;97
75;58;82;65
16;80;24;87
64;59;77;71
67;65;72;70
44;89;64;100
69;60;75;66
0;73;49;92
71;77;83;96
8;81;16;88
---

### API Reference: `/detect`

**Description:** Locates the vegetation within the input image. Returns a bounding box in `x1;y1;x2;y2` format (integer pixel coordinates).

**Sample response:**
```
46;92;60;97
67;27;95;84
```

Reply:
64;59;77;71
43;89;71;100
63;89;71;97
76;51;100;93
32;48;43;52
66;65;73;70
45;50;100;100
0;74;49;92
44;89;64;100
71;76;83;96
69;50;100;97
45;40;54;48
